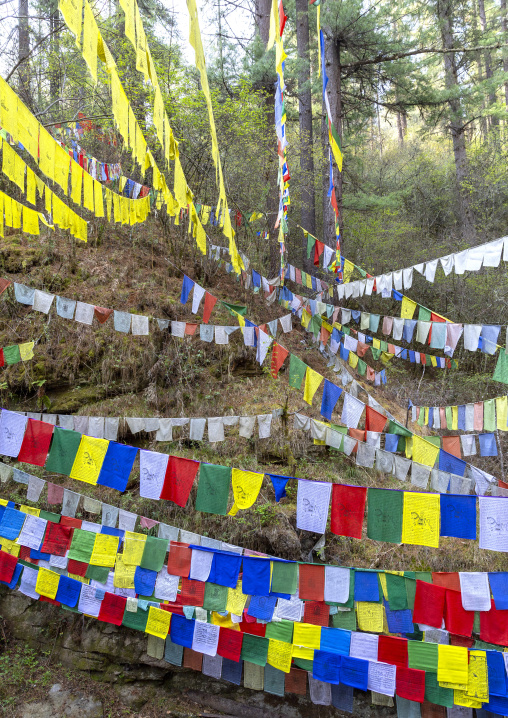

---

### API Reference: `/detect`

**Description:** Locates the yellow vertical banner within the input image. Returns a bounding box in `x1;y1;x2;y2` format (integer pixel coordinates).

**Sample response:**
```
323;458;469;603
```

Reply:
82;0;99;83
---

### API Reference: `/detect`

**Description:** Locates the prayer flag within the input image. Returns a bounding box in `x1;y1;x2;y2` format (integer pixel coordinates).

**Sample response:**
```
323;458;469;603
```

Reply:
330;484;366;538
17;418;54;466
160;456;200;506
367;488;403;543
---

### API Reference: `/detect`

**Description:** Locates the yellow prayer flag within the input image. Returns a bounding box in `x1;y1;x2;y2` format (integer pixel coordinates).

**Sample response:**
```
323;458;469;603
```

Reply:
402;492;440;548
134;3;149;79
52;195;70;230
119;0;135;46
292;623;321;650
356;602;384;633
348;352;359;370
70;160;83;205
378;573;388;599
464;651;488;702
153;88;164;146
89;533;119;567
97;32;116;70
83;172;94;212
35;567;60;599
372;338;380;350
430;355;437;368
301;309;311;329
405;436;413;459
11;199;21;229
453;691;482;709
22;206;39;236
114;555;136;588
54;143;70;194
452;406;458;430
437;645;468;689
228;468;264;516
121;197;129;225
0;193;3;237
59;0;83;47
38;213;54;230
129;199;137;225
343;259;354;283
424;407;429;425
122;531;147;565
82;0;99;83
3;193;12;228
145;606;171;639
226;581;248;616
19;342;35;361
26;168;36;205
412;434;440;467
35;174;44;198
267;639;292;673
16;100;39;160
292;645;314;660
201;205;211;225
303;368;324;405
71;213;87;242
497;396;508;431
20;505;40;516
113;192;121;223
44;187;52;214
305;273;313;289
0;537;20;556
105;189;112;220
68;573;89;584
38;126;55;183
266;0;278;49
401;296;417;320
69;436;109;485
94;180;104;217
0;77;18;138
211;612;240;630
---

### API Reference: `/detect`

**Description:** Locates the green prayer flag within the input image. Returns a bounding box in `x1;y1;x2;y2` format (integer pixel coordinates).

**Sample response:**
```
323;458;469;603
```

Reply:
474;639;503;652
67;529;96;563
264;664;285;696
288;354;307;389
367;488;403;543
61;604;80;614
357;359;366;376
332;609;356;630
424;673;453;707
329;424;347;453
39;510;60;523
222;302;247;317
309;315;322;339
265;620;293;644
418;306;431;322
425;436;441;448
484;398;496;431
415;571;432;583
271;561;298;595
371;348;382;361
425;354;432;365
306;232;315;259
85;565;110;583
405;577;416;610
417;410;425;427
385;573;407;610
473;612;480;634
195;464;231;516
493;350;508;385
342;326;351;336
445;406;453;429
386;420;412;437
293;658;313;672
240;633;269;666
408;641;438;672
140;536;168;572
3;345;21;364
122;608;148;631
398;436;406;452
380;341;388;353
44;426;82;475
203;582;228;612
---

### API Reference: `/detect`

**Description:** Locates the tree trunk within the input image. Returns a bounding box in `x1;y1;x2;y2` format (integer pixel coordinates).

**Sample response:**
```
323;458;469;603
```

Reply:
472;0;488;138
295;0;316;269
501;0;508;109
436;0;476;240
254;0;280;273
17;0;30;105
49;0;61;119
478;0;498;126
397;113;404;145
322;35;343;255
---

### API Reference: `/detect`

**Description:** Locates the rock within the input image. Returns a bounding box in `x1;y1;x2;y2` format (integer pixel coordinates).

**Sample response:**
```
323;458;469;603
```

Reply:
20;689;103;718
114;683;155;711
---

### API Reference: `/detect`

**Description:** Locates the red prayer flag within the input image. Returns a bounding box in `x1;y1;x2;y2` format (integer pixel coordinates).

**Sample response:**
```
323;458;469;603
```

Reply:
480;599;508;646
167;542;191;577
47;483;65;505
67;559;88;576
60;516;82;529
40;523;73;557
94;306;113;324
412;580;446;628
17;418;54;466
240;618;266;636
431;572;460;592
202;292;217;324
313;240;324;266
442;436;461;459
365;406;387;433
97;592;126;625
431;312;445;323
444;589;474;637
330;484;366;539
0;278;11;295
160;456;200;507
285;668;307;694
299;564;325;601
0;550;17;583
217;627;243;662
278;0;288;36
421;701;446;718
183;647;203;671
396;666;425;703
179;578;205;606
271;343;289;379
320;326;331;345
378;636;408;668
449;634;474;648
185;323;198;336
303;601;330;627
295;268;302;284
0;350;4;368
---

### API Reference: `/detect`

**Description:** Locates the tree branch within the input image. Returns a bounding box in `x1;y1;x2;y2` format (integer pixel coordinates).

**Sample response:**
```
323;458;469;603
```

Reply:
5;23;66;82
341;41;508;69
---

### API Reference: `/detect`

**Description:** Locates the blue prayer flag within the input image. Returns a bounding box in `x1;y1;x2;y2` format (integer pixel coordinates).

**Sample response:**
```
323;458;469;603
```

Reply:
479;433;498;457
340;656;368;690
134;567;157;596
313;650;342;684
384;434;399;453
242;557;271;596
384;600;414;634
354;571;380;602
489;573;508;610
267;474;291;502
486;651;508;697
458;405;466;431
0;508;26;541
222;658;243;684
320;627;351;655
180;275;194;304
207;550;242;588
55;575;81;607
438;449;466;477
170;614;195;647
440;494;477;539
321;380;343;422
247;594;277;622
97;442;138;492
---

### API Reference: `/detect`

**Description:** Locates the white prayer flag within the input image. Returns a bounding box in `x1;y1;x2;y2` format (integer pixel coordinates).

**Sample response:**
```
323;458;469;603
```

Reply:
341;393;365;429
459;572;491;611
32;289;55;314
74;301;94;325
0;410;27;457
190;549;214;582
139;449;169;500
154;568;179;601
296;479;332;534
324;565;350;603
17;514;47;550
192;621;220;657
367;661;396;697
350;633;379;662
479;497;508;552
192;284;206;314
